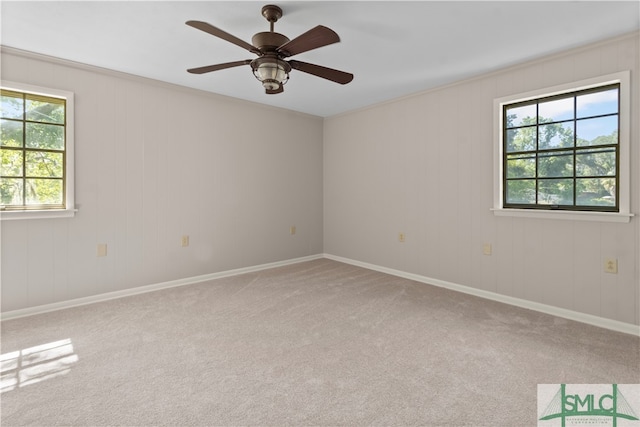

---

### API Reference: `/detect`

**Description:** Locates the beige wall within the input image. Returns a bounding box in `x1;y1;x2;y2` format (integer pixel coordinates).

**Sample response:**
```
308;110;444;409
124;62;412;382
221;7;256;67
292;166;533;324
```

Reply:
324;32;640;326
1;49;324;312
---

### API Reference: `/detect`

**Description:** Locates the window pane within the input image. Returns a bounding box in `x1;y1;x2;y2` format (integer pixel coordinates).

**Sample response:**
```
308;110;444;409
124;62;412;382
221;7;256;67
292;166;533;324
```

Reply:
0;178;23;205
577;88;618;118
538;179;573;205
506;180;535;204
576;116;618;146
539;96;574;123
576;148;616;177
538;122;574;150
25;96;64;124
25;179;63;205
576;178;615;206
1;149;23;176
506;126;536;152
538;152;573;177
505;104;536;128
1;92;24;119
25;123;64;150
25;151;63;178
1;119;23;147
506;153;535;178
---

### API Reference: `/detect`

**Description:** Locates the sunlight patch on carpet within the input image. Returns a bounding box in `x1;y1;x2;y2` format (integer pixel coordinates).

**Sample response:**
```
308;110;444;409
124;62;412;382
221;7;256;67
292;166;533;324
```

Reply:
0;338;78;393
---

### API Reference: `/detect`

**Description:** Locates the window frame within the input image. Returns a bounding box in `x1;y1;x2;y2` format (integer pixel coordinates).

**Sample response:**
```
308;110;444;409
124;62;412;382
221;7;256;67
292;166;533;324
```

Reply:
492;71;632;223
1;81;75;220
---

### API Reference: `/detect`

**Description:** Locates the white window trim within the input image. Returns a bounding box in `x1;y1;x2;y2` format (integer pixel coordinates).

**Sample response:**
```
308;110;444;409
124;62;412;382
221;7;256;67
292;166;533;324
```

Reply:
1;80;76;220
492;71;633;223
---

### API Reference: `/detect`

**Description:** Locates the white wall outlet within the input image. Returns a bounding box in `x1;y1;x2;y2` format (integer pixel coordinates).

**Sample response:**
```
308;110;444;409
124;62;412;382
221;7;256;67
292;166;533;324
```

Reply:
97;244;107;257
398;232;405;243
290;226;296;235
181;235;189;247
483;244;492;256
604;258;618;274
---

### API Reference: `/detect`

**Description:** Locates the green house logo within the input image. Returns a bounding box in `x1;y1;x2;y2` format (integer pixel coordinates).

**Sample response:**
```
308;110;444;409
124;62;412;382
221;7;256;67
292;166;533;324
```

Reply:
539;384;639;427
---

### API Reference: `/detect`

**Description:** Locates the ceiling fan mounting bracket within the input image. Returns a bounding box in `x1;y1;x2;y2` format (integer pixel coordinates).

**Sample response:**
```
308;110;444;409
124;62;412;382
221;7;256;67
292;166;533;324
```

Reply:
261;5;283;24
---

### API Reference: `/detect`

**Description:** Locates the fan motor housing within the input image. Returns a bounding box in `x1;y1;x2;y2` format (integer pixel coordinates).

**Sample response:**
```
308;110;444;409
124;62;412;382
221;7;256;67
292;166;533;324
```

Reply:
252;31;290;51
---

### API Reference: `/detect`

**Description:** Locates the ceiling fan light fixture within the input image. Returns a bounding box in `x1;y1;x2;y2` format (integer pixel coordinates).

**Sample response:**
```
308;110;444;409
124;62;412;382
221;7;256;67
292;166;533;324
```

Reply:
251;56;291;91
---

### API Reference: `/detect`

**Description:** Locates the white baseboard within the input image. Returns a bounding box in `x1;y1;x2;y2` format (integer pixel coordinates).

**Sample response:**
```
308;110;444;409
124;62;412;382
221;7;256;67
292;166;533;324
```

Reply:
0;254;323;321
324;254;640;337
3;252;639;337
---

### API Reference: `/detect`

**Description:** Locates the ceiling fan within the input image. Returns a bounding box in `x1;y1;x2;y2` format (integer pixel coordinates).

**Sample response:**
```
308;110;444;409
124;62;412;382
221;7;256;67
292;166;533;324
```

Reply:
186;4;354;94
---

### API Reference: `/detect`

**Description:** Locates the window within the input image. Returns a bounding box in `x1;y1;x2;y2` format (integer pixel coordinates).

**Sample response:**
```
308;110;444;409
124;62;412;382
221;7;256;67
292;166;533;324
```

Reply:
493;72;632;223
1;81;74;219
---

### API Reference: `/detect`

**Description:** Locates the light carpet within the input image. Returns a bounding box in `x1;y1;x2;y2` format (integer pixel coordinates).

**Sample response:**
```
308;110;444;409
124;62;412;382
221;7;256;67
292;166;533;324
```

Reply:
1;259;638;426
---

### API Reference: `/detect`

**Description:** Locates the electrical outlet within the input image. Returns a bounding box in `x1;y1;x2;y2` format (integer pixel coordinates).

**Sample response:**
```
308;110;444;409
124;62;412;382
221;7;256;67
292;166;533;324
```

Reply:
604;258;618;274
483;244;492;256
290;226;296;235
181;235;189;247
398;232;405;243
97;244;107;257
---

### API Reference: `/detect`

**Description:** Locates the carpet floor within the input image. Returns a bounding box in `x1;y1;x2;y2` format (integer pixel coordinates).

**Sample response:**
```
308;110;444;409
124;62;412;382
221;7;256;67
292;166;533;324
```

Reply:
1;259;638;426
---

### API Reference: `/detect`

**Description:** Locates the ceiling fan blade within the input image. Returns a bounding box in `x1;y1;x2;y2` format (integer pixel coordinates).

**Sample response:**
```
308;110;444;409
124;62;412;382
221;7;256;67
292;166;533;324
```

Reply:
266;85;284;95
289;60;354;85
186;20;261;55
277;25;340;57
187;60;252;74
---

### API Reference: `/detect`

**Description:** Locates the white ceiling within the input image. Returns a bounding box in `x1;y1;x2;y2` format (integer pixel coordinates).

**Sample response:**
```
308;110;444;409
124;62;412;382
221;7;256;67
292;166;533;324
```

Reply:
1;1;638;117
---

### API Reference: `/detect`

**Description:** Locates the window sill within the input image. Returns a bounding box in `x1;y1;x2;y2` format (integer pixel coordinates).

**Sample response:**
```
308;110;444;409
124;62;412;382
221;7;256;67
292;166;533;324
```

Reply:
491;208;633;223
1;208;77;221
